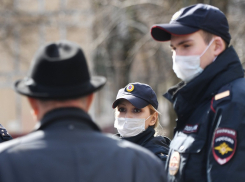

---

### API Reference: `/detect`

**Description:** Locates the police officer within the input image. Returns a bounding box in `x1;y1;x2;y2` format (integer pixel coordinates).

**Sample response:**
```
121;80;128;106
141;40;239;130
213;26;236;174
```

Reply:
151;3;245;182
113;82;170;163
0;40;166;182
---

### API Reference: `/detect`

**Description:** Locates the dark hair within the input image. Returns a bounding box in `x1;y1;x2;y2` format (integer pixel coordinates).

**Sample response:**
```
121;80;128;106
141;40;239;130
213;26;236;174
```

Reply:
200;30;213;45
200;30;228;48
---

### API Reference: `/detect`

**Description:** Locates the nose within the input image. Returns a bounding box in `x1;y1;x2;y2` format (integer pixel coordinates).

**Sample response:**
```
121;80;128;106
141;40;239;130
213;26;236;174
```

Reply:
124;112;133;118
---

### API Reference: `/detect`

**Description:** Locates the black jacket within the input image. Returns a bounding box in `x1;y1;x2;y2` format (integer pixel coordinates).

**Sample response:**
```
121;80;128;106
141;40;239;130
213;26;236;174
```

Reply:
121;126;170;163
0;107;166;182
164;46;245;182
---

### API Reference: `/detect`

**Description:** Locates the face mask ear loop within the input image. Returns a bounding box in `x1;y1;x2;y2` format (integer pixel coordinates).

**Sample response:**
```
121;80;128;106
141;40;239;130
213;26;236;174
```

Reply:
200;38;215;57
145;115;152;121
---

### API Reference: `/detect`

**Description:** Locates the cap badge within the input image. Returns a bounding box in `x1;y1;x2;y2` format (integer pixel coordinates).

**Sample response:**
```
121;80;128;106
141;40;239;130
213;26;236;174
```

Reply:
169;151;180;176
126;84;134;92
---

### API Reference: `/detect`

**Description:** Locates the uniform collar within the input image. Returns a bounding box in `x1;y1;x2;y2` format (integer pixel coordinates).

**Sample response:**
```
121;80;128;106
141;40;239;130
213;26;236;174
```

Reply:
122;126;155;145
35;107;101;132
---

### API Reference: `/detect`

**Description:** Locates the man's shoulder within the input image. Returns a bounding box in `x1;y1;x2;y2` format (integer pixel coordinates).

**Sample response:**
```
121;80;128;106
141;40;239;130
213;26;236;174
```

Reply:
0;131;165;181
0;130;44;155
230;78;245;94
214;78;245;104
0;131;162;164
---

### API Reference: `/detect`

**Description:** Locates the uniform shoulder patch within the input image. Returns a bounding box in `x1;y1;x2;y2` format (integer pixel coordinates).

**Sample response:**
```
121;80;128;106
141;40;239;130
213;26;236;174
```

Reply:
215;90;230;100
183;124;199;134
212;128;237;165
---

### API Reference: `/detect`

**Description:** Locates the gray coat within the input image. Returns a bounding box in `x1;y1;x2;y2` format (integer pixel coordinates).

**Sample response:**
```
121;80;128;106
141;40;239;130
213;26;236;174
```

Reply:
0;107;166;182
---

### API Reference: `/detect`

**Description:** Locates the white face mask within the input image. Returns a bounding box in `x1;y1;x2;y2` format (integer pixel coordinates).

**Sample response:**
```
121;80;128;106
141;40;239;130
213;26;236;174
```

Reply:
172;38;214;82
114;115;151;137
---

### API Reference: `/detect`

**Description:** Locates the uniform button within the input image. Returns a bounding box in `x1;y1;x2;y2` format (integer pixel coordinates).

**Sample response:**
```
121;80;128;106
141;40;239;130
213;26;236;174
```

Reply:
179;145;185;151
1;130;4;132
2;133;5;136
68;125;74;130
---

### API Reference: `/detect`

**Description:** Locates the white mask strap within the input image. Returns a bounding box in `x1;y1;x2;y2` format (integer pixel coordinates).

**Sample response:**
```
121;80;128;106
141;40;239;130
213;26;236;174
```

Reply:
145;115;152;121
200;38;215;57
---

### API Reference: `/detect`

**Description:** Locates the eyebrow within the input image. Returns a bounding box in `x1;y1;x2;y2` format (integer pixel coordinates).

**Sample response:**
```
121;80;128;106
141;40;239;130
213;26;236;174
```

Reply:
170;39;193;48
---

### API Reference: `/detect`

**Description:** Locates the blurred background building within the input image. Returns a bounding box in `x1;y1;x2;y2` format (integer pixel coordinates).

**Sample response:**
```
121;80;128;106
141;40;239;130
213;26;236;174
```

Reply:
0;0;244;138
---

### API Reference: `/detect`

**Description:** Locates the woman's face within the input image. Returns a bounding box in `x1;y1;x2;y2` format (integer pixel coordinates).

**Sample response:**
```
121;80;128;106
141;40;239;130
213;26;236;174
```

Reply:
115;99;157;129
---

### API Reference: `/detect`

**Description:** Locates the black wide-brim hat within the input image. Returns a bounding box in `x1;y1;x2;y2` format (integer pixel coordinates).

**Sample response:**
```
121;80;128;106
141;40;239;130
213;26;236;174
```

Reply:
15;40;106;99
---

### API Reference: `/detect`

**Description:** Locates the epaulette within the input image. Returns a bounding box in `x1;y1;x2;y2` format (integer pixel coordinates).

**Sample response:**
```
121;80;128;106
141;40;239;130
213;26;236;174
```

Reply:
211;84;231;113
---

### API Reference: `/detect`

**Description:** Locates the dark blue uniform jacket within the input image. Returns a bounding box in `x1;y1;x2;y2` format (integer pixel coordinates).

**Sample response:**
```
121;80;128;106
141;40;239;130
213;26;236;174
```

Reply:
164;46;245;182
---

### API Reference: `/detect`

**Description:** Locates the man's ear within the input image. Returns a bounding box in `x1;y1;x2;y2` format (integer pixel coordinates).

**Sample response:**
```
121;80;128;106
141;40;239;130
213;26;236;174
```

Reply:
213;37;226;56
27;97;39;120
149;112;158;126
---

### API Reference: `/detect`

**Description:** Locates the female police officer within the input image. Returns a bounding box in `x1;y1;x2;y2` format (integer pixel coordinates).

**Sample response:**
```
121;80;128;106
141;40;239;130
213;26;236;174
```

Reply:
112;82;170;162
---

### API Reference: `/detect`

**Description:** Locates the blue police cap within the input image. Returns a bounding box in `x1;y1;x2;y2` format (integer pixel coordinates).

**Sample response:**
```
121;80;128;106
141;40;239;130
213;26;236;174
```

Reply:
151;3;231;44
112;82;158;109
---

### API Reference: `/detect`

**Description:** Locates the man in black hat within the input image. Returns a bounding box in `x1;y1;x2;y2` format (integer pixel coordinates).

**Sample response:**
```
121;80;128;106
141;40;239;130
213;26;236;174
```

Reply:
151;3;245;182
0;40;166;182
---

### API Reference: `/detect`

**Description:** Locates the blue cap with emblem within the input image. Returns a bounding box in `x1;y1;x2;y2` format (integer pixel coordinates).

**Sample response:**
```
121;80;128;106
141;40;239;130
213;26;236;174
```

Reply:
151;3;231;44
112;82;158;109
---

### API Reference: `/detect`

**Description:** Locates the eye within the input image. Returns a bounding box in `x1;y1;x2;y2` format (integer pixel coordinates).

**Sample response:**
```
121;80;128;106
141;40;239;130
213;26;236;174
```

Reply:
133;108;141;113
183;44;190;48
118;107;126;112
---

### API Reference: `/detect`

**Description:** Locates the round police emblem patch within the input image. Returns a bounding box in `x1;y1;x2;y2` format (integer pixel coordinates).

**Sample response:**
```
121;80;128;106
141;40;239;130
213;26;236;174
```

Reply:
212;128;237;165
169;151;180;176
126;84;134;92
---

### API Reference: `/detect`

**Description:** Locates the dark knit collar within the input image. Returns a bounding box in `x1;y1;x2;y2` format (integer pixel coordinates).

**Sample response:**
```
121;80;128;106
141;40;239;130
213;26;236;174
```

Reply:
35;107;101;132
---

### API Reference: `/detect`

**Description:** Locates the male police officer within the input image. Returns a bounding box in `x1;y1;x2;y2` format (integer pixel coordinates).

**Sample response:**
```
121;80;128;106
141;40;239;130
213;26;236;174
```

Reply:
0;40;166;182
151;3;245;182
